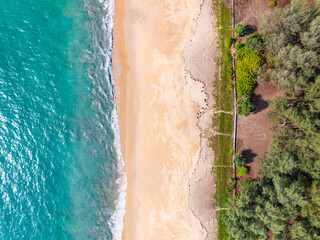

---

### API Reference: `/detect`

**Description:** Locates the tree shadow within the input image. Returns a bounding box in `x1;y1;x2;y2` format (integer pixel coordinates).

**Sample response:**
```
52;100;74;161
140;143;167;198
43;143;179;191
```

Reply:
241;149;257;164
252;94;269;114
245;25;257;35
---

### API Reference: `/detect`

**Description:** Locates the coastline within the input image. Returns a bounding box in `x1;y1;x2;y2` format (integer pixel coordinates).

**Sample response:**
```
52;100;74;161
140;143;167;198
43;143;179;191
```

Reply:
112;0;218;239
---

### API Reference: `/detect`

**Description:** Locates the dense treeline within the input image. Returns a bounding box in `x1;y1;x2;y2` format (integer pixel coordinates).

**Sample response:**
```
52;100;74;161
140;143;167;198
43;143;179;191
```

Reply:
224;1;320;239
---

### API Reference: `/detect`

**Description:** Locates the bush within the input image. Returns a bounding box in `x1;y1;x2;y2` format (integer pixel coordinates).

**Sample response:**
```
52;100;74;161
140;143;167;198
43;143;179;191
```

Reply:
236;166;248;177
235;42;245;50
225;37;233;48
223;53;232;65
245;33;263;51
236;50;264;96
233;153;245;167
235;24;246;36
236;46;251;61
237;95;255;116
268;1;276;7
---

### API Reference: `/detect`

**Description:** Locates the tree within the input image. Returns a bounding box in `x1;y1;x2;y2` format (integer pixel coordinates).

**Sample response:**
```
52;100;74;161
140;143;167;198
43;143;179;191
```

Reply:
261;0;320;91
223;1;320;239
235;24;246;36
233;153;246;167
245;33;263;51
236;166;248;177
237;95;255;116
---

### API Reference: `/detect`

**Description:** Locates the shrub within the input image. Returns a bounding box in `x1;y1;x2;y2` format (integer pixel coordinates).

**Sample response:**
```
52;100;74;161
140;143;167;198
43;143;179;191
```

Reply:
268;1;276;7
237;95;256;116
245;33;263;51
236;46;251;61
235;42;244;50
225;37;232;48
233;153;245;167
236;166;248;177
235;24;246;36
223;53;232;65
230;177;236;183
226;67;233;81
236;63;257;96
236;50;264;96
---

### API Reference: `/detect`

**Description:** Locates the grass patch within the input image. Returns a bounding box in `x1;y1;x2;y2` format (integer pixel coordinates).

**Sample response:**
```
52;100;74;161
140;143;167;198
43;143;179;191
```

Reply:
212;0;234;112
211;1;234;238
216;167;233;208
218;112;233;134
218;210;230;240
209;135;233;166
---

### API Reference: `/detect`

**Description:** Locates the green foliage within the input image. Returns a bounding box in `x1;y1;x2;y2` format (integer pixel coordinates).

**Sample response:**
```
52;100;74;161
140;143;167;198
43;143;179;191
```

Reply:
224;3;320;239
216;167;234;207
218;211;230;240
218;112;233;134
262;0;320;91
268;1;276;7
225;36;232;48
235;24;246;36
245;33;263;51
209;133;233;166
236;47;264;96
233;153;245;167
236;166;248;177
237;95;255;116
240;180;253;193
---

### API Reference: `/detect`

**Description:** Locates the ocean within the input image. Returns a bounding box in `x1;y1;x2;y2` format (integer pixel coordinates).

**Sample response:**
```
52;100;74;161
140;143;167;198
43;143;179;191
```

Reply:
0;0;126;239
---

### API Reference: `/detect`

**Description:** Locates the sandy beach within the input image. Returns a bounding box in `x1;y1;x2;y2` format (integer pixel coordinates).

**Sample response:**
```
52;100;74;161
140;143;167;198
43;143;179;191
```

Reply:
112;0;219;239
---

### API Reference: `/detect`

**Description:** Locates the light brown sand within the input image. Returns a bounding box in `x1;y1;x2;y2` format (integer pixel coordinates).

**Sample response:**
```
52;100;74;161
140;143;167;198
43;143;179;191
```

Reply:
112;0;218;239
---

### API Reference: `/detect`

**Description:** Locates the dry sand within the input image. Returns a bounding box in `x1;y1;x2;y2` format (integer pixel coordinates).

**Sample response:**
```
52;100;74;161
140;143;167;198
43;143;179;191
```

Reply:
112;0;219;239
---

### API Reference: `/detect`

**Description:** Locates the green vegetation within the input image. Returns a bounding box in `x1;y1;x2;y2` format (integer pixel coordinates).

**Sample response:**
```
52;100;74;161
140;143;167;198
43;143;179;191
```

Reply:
236;45;264;97
212;2;234;237
218;211;230;240
223;1;320;239
232;153;245;167
209;135;233;166
235;24;246;37
237;95;255;116
236;166;248;177
260;0;320;92
213;0;233;112
245;33;263;51
216;167;234;208
239;179;252;193
218;112;233;134
225;37;232;48
268;1;276;7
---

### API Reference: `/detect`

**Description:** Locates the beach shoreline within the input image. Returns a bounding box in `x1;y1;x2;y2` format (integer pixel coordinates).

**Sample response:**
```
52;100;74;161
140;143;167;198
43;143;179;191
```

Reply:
112;0;218;239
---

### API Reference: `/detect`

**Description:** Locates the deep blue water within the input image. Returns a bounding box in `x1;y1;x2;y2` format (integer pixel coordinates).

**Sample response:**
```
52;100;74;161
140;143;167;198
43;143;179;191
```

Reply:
0;0;125;239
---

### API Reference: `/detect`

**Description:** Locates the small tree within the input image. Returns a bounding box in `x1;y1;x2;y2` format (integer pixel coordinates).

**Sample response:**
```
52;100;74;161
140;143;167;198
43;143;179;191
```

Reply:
237;166;248;177
237;95;255;116
233;153;245;167
245;33;263;51
235;24;246;36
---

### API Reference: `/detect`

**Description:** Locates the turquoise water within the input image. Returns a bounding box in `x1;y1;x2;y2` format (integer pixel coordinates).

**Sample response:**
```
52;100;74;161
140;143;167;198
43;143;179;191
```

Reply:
0;0;125;239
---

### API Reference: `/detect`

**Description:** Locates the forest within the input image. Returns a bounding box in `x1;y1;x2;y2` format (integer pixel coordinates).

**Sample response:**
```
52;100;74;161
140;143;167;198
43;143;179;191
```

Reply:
224;0;320;239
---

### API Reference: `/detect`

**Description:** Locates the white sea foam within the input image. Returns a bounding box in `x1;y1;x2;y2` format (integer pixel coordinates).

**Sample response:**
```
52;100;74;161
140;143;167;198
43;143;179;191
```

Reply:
101;0;127;239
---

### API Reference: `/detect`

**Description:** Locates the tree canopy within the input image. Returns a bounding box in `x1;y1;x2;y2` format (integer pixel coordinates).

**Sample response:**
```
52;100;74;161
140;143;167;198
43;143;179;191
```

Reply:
224;1;320;239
